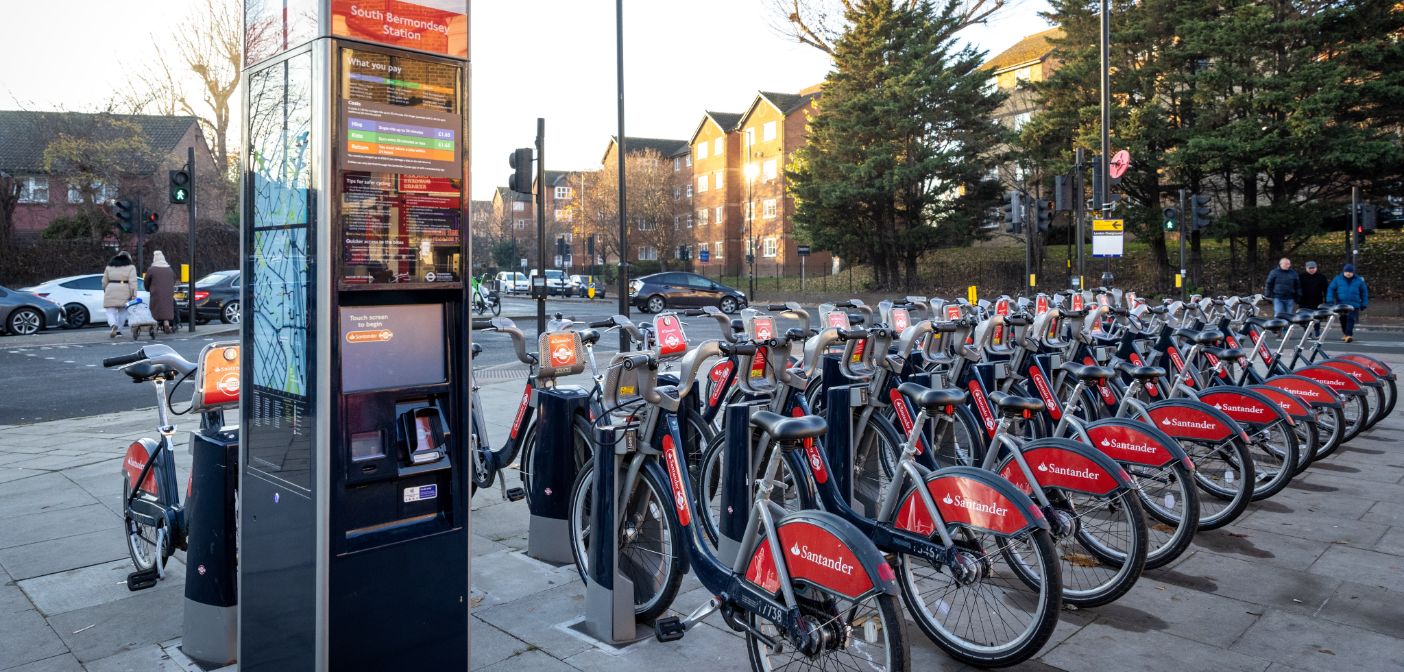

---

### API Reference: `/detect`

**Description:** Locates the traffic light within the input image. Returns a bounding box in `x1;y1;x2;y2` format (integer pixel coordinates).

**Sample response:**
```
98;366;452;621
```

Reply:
1162;207;1180;231
1034;199;1051;233
1355;223;1366;248
1001;192;1024;234
144;211;160;235
113;198;135;233
508;148;534;194
1054;174;1072;212
1361;203;1378;231
168;169;190;204
556;237;569;258
1191;194;1212;230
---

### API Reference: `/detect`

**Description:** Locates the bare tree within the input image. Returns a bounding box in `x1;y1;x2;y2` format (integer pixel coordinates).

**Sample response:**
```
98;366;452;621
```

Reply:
0;172;19;247
770;0;1008;55
577;149;692;269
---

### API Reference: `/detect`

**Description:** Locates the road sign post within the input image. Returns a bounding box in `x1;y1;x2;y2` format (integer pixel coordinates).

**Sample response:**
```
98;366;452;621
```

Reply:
1091;218;1124;258
797;245;810;292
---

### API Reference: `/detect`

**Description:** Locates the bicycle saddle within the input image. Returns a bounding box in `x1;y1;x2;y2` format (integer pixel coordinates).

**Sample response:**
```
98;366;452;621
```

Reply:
987;391;1045;415
578;329;601;346
1261;318;1288;331
1329;304;1355;315
1116;362;1164;380
750;411;827;442
730;318;744;333
1174;328;1223;345
1311;309;1334;321
896;382;967;410
1148;305;1169;315
1203;346;1246;361
1059;362;1115;381
1287;312;1315;325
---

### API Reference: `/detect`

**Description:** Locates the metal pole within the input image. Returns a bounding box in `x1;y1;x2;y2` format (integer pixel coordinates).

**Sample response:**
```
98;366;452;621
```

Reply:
187;147;197;332
536;118;546;335
1179;188;1188;301
1099;0;1111;215
136;195;145;275
1024;195;1032;290
1074;148;1085;286
615;0;630;348
800;255;806;292
1350;186;1360;267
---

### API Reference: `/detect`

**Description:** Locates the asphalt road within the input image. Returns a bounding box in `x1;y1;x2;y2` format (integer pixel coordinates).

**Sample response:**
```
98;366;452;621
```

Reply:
3;295;1401;424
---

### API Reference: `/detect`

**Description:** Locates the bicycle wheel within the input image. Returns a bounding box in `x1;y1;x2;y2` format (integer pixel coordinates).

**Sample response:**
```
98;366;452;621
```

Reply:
1045;488;1147;607
850;413;903;520
1179;436;1254;530
567;458;684;622
1312;405;1346;460
744;581;909;672
1128;462;1199;569
519;414;594;498
695;430;814;547
1340;393;1369;442
1245;421;1298;501
896;526;1060;667
926;405;982;470
1364;384;1387;429
122;478;163;573
1289;418;1319;475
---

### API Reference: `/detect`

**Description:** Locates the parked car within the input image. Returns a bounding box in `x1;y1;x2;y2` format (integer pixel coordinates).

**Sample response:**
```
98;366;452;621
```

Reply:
0;285;66;335
568;274;607;298
495;271;529;294
629;272;746;314
175;270;241;324
21;274;149;329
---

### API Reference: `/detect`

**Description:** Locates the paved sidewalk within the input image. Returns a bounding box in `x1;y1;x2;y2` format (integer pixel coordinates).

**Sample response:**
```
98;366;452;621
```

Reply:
2;363;1402;671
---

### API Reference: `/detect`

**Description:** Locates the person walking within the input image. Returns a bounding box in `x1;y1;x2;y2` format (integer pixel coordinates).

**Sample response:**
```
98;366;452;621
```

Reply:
1326;263;1369;343
144;251;177;334
1298;260;1328;309
1264;257;1300;316
101;251;138;338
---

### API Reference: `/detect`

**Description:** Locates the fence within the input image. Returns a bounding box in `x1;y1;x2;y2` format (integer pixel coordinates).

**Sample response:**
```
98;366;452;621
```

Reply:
0;224;240;288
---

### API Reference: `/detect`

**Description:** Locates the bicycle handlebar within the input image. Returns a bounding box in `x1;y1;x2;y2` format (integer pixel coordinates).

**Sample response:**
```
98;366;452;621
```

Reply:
103;350;146;368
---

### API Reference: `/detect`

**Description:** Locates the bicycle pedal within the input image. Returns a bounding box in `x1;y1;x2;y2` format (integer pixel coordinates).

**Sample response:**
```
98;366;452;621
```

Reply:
126;567;160;591
504;487;527;502
654;616;686;642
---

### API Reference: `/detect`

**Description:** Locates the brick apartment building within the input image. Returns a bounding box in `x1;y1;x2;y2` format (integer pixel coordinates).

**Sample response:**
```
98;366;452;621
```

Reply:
597;136;692;269
0;110;219;236
688;111;741;277
984;28;1062;197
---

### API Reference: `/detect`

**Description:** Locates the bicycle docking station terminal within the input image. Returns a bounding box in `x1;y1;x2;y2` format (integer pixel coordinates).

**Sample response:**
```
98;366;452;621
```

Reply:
237;3;472;669
582;420;637;645
718;401;757;567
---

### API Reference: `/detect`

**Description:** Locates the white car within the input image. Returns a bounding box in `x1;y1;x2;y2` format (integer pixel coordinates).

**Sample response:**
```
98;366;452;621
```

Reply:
23;274;150;329
494;271;529;294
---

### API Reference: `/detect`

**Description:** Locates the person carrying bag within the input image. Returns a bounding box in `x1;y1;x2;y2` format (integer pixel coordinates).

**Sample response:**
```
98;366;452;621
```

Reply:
102;251;138;338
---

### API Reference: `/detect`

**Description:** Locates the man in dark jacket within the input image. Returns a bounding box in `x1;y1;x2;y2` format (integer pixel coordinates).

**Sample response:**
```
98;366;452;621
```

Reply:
1298;260;1328;309
1326;264;1368;342
1264;257;1299;316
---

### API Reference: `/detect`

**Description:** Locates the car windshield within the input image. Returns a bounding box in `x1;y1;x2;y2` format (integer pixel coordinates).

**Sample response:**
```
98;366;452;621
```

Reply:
546;270;565;279
195;272;235;288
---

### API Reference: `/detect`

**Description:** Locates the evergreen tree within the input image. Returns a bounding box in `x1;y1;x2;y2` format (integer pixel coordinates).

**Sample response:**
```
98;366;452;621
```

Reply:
789;0;1007;290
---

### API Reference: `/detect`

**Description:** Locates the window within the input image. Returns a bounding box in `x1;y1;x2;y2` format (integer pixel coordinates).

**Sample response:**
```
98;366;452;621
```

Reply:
638;246;658;261
686;155;692;167
762;159;777;182
713;138;724;156
554;186;572;200
687;274;714;288
555;208;572;222
639;218;657;231
686;214;693;228
762;121;777;142
674;215;681;228
513;201;525;212
677;245;691;260
697;208;708;226
674;186;681;199
697;174;708;193
1016;66;1033;82
714;206;724;223
62;276;102;290
18;177;49;203
713;241;723;258
763;199;777;219
514;219;527;230
1013;112;1032;131
686;185;693;198
697;142;708;160
714;170;724;190
674;157;681;171
763;238;777;257
745;201;755;220
67;179;115;204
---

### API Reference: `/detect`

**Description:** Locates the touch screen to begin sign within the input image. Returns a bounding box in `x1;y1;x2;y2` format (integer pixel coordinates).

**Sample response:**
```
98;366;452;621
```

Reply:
340;304;446;392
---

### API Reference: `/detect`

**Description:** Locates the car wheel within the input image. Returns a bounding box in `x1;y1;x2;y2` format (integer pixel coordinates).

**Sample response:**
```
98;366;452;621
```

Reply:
63;303;90;329
7;308;43;336
221;301;241;324
647;295;666;313
719;296;738;314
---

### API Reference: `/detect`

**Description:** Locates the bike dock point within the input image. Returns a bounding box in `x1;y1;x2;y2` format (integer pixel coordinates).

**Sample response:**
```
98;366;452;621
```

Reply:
526;335;593;565
237;2;472;670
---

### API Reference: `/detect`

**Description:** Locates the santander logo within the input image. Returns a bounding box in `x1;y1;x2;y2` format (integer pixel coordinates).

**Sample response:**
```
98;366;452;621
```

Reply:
1100;436;1157;454
1160;416;1215;430
1214;403;1263;415
1038;462;1101;481
941;492;1010;518
790;542;855;576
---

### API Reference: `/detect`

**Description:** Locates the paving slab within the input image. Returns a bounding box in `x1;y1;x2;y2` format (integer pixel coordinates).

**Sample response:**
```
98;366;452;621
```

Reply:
0;472;98;520
83;643;190;672
0;529;129;581
562;618;749;672
470;549;577;610
1231;607;1404;672
1083;576;1260;648
0;608;69;671
0;654;85;672
0;504;118;550
1312;580;1404;640
1306;543;1404;592
18;559;184;617
477;649;580;672
45;587;184;664
1359;498;1404;526
1154;550;1341;616
469;617;532;669
474;583;595;662
1042;622;1271;672
1372;525;1404;556
1185;525;1330;572
1233;505;1389;549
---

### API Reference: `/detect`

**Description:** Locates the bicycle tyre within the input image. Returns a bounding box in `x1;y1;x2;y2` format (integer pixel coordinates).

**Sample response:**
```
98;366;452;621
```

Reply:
518;414;594;498
1128;462;1199;569
567;457;685;622
1312;405;1347;460
1056;487;1148;607
896;526;1061;667
1180;435;1254;530
695;428;816;547
744;574;910;672
1245;421;1298;501
122;478;166;573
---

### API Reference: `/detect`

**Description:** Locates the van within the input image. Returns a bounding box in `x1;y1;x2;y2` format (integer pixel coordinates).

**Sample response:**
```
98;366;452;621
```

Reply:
494;271;528;294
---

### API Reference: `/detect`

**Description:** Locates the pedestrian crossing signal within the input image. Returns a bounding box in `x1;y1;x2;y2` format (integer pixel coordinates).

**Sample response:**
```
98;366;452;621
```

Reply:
169;170;190;204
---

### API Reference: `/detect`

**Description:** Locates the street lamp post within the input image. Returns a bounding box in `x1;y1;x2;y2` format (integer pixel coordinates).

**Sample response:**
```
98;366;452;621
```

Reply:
744;161;758;302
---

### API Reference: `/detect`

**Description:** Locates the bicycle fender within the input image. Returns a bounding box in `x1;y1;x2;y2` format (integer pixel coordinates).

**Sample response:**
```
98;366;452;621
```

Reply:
1296;365;1365;396
1081;418;1190;470
1334;354;1395;381
892;465;1048;538
743;510;897;599
1248;385;1312;422
997;437;1133;497
1317;359;1384;388
1197;386;1295;428
1264;375;1342;409
1147;399;1250;443
122;438;160;496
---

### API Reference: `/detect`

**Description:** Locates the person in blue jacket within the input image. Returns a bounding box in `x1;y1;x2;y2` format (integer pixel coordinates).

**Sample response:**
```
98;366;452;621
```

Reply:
1326;263;1368;342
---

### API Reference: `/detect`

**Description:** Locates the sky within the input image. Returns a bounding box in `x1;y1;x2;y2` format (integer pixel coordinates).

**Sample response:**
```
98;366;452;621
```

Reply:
0;0;1053;200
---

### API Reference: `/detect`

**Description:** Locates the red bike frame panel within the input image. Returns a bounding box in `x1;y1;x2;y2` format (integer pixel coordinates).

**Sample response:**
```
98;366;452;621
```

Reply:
744;521;878;598
1083;422;1176;468
1147;402;1243;442
894;474;1041;538
997;446;1123;497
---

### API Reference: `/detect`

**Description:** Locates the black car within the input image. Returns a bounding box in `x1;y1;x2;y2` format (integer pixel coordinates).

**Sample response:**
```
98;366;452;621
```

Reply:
176;270;241;324
630;272;747;314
